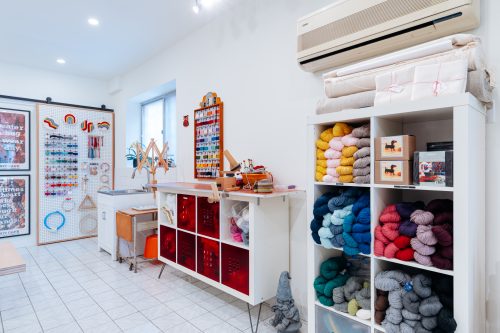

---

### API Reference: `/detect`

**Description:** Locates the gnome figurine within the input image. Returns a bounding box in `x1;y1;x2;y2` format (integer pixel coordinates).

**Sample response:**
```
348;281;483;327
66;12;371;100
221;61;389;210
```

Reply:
269;271;302;333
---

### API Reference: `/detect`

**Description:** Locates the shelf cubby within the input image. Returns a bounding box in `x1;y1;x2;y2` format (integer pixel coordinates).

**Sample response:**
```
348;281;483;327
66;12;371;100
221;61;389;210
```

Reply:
197;236;220;282
159;225;176;262
177;194;196;232
177;230;196;271
197;197;220;239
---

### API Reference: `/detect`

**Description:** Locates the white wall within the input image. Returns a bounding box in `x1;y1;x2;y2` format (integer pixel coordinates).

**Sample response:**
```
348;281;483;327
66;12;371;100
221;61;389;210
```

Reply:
0;62;110;248
112;0;500;328
112;0;332;317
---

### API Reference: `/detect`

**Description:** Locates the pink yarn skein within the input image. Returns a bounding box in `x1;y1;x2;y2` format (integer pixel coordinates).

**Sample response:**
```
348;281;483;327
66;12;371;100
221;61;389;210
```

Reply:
341;134;360;147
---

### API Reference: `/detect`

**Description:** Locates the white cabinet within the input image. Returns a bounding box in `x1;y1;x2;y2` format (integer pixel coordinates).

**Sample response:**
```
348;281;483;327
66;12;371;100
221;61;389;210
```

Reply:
97;192;155;261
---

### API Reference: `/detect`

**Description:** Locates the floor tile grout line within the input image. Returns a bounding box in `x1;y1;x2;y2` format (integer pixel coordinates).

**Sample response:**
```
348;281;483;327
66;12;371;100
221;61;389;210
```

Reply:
24;248;84;332
15;268;45;332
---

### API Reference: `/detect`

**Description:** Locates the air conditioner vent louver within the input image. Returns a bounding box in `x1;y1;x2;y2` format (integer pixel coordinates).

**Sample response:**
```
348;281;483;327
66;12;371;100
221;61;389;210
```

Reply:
299;0;449;51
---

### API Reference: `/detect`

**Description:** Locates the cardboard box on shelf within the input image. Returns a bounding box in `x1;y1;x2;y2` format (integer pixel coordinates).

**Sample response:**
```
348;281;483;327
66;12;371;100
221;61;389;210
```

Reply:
375;135;416;161
375;160;413;185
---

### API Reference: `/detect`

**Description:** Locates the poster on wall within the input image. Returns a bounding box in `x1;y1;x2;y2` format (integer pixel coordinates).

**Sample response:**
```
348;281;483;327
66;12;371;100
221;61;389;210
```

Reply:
0;175;30;239
0;108;30;170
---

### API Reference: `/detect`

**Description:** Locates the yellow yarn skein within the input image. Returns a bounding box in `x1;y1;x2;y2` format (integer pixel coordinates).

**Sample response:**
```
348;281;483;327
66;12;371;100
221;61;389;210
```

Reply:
342;146;358;158
320;129;334;143
316;139;329;150
340;156;354;166
336;166;353;176
317;149;326;160
348;299;359;316
332;122;353;137
317;160;327;168
339;175;354;183
315;172;325;182
316;165;327;174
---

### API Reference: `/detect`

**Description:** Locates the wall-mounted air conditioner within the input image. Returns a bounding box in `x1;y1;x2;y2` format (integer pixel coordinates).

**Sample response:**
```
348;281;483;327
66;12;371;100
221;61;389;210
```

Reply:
297;0;480;72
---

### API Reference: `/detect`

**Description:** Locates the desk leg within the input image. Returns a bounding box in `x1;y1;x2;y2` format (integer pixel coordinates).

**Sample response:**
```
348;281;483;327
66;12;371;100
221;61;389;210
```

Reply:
158;263;166;279
133;216;137;273
247;303;262;333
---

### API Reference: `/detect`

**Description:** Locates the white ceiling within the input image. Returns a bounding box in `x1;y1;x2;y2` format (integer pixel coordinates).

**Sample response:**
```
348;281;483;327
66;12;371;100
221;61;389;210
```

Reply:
0;0;235;80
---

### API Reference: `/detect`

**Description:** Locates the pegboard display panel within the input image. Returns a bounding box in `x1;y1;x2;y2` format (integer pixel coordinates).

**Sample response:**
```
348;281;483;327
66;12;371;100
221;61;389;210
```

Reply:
37;104;114;245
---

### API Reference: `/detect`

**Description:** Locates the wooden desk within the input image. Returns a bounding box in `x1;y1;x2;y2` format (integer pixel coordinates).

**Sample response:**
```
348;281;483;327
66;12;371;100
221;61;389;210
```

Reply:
116;208;158;273
0;242;26;276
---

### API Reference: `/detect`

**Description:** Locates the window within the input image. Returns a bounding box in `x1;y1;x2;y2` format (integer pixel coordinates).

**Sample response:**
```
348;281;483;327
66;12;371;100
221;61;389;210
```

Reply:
141;92;176;166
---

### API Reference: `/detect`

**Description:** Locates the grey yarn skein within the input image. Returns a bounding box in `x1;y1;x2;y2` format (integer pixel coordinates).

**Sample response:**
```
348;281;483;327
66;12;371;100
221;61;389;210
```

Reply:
343;277;364;301
419;296;443;316
375;270;411;291
421;316;438;330
403;291;421;314
333;302;348;313
413;274;433;299
402;308;421;321
355;287;371;309
385;306;403;324
388;290;404;309
332;287;345;304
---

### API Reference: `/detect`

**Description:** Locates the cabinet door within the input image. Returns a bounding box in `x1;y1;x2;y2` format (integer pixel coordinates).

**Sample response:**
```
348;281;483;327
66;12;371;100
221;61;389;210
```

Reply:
98;205;115;252
177;195;196;232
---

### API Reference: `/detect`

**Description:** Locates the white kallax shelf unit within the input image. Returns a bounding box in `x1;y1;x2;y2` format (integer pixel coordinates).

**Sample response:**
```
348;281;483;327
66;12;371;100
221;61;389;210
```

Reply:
155;182;290;306
307;93;486;333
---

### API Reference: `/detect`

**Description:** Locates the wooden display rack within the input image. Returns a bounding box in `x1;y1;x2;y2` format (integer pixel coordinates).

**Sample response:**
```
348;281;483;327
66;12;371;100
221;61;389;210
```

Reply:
307;93;486;333
194;92;224;180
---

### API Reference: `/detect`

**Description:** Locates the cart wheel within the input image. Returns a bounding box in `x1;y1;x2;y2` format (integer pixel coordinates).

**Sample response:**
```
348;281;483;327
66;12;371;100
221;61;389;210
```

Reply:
129;263;133;271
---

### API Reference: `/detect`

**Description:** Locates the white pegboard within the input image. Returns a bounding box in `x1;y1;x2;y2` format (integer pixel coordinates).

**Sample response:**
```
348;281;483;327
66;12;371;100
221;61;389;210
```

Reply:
37;104;114;245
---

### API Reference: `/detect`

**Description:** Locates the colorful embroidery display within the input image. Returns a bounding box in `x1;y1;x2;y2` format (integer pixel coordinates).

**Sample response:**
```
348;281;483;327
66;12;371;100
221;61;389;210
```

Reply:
64;114;76;125
97;121;110;130
43;117;59;130
81;120;94;133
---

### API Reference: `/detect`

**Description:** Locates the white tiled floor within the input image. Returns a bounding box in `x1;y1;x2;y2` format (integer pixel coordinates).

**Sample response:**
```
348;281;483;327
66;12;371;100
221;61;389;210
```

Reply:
0;238;307;333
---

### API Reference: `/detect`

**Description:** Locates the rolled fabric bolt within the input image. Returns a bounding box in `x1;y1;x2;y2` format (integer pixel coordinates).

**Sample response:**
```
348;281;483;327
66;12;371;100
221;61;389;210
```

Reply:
395;248;415;261
341;156;355;166
353;166;371;176
322;175;338;183
357;138;371;148
325;149;342;159
411;238;436;256
320;129;334;142
375;225;391;244
382;223;400;241
354;146;370;159
316;139;329;150
341;134;360;147
339;175;354;183
332;122;352;137
317;149;326;160
417;225;438;245
353;156;370;168
411;210;434;225
403;291;421;314
414;252;433;266
329;138;344;151
327;159;341;168
384;243;399;258
352;124;371;138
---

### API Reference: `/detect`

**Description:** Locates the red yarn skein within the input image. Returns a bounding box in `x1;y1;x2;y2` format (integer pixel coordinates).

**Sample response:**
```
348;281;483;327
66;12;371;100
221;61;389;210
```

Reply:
395;248;415;261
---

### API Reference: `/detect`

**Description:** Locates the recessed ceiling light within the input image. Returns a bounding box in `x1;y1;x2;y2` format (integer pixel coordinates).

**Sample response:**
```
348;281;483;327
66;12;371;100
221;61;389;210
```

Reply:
88;17;99;26
56;58;66;64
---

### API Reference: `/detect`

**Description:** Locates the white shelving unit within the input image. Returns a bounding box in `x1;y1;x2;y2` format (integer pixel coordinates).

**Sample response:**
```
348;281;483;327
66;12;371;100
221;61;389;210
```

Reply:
307;93;486;333
155;182;290;306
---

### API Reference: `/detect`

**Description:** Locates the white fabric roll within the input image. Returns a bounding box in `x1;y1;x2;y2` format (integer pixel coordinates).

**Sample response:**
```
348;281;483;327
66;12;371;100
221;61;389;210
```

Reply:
316;91;376;115
411;59;468;101
324;34;480;79
375;67;415;106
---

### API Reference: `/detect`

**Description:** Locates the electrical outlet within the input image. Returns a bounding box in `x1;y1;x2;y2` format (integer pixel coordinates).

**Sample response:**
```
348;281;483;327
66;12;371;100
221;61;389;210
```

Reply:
487;100;496;124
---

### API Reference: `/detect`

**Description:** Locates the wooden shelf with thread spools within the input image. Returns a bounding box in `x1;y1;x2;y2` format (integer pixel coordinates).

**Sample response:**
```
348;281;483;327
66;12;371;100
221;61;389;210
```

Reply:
194;92;224;180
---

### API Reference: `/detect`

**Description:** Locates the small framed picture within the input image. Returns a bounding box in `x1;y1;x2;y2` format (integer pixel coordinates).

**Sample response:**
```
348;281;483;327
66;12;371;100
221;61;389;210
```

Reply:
0;108;30;171
0;175;30;239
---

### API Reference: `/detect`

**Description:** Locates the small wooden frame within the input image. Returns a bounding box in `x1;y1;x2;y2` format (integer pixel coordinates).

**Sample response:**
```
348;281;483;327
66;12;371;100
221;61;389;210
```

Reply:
194;92;224;180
